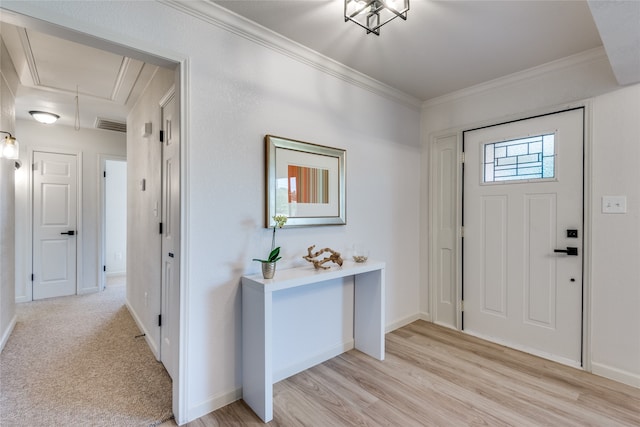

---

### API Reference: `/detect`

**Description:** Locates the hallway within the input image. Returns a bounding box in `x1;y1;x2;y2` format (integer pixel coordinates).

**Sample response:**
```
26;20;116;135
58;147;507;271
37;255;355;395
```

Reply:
0;280;173;426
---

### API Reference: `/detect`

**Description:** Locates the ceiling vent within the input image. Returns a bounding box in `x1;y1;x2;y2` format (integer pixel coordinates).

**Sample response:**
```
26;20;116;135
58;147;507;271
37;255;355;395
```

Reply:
95;117;127;133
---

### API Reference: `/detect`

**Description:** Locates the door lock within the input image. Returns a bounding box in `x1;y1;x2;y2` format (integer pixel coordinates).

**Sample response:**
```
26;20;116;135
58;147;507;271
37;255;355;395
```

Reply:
554;247;578;256
60;230;75;236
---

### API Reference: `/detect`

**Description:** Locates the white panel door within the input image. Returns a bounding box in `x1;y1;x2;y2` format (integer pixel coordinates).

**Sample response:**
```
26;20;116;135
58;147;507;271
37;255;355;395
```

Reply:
33;151;78;300
432;134;459;327
160;91;180;380
463;108;583;366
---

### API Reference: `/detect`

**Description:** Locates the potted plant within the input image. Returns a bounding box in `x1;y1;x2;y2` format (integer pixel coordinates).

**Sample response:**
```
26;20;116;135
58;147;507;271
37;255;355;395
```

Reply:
253;214;287;279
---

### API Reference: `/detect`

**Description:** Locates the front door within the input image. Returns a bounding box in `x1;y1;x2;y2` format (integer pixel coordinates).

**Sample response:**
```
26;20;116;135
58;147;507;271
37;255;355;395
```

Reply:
33;151;78;300
463;108;583;366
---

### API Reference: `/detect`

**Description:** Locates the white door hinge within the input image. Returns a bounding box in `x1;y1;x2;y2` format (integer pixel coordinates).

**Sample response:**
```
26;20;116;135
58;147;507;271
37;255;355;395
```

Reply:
460;152;465;163
460;300;464;312
460;226;464;238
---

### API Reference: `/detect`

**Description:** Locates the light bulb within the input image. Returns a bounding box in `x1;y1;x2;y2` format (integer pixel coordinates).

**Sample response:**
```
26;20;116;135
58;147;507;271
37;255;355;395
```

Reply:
2;137;19;159
355;0;370;14
385;0;398;10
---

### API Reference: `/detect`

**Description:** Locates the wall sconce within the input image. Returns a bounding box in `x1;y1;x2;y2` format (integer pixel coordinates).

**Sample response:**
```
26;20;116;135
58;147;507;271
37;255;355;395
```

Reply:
29;110;60;124
0;131;20;160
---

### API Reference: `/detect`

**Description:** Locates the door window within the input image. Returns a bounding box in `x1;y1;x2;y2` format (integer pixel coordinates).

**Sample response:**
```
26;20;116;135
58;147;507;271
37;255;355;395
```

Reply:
483;134;555;183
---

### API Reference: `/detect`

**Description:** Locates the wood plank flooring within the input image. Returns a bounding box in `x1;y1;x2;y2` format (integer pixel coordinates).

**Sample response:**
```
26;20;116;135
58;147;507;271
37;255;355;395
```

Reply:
188;320;640;426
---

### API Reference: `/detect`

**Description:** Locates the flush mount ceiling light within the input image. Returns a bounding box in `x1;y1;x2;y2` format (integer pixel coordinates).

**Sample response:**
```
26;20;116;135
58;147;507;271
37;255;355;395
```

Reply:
0;131;19;160
344;0;409;36
29;110;60;124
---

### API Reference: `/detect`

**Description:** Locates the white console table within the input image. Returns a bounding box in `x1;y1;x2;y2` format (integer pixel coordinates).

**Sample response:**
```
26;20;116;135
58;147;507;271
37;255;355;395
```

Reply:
242;260;385;422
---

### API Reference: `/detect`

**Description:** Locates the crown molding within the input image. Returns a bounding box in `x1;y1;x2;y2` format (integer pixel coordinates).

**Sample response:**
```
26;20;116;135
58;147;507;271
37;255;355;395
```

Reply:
422;47;609;109
159;0;422;110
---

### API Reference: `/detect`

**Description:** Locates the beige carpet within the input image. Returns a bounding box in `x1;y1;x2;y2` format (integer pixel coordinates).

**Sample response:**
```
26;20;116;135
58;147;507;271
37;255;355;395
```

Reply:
0;285;173;426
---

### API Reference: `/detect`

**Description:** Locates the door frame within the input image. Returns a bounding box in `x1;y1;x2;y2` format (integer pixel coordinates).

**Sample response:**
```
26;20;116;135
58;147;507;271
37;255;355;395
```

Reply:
428;102;594;372
98;154;127;291
29;147;83;301
7;10;189;424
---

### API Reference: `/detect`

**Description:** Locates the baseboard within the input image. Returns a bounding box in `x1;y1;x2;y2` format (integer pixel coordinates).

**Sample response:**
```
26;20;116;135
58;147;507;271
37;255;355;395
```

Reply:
187;387;243;423
106;271;126;278
386;313;421;333
591;362;640;388
125;299;159;359
0;314;17;353
418;311;432;322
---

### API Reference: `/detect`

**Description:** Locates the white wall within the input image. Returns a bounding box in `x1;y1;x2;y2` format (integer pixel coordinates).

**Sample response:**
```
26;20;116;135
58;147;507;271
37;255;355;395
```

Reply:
0;37;17;352
1;2;422;422
126;66;174;359
14;121;126;301
105;159;127;275
590;85;640;386
421;48;640;387
0;157;15;352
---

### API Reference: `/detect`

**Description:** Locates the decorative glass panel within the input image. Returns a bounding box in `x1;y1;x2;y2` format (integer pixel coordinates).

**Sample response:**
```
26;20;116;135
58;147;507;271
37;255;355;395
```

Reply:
483;134;555;183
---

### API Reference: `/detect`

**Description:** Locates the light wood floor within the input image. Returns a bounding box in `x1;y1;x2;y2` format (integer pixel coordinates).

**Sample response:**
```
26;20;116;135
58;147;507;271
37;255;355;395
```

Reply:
187;320;640;426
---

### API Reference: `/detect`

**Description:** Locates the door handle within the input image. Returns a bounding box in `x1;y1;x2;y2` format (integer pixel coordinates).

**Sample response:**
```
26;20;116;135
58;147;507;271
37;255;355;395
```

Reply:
554;247;578;256
60;230;75;236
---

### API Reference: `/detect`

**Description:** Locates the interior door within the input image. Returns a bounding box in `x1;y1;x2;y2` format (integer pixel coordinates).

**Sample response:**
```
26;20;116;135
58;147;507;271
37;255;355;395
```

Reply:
33;151;78;300
160;90;180;380
463;108;583;366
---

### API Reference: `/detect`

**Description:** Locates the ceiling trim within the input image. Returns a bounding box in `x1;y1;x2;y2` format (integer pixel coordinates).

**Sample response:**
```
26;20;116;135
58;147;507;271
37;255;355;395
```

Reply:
160;0;422;110
111;57;132;102
422;47;609;109
17;26;39;86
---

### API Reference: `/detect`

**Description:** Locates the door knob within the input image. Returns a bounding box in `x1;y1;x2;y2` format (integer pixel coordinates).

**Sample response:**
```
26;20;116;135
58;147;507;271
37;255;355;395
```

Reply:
554;247;578;256
60;230;75;236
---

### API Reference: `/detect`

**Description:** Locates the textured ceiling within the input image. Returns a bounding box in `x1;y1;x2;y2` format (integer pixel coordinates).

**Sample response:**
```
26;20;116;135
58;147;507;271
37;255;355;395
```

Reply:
213;0;604;101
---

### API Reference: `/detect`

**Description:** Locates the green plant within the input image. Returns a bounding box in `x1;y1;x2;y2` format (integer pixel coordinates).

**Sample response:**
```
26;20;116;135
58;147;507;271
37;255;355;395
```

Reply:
253;214;288;263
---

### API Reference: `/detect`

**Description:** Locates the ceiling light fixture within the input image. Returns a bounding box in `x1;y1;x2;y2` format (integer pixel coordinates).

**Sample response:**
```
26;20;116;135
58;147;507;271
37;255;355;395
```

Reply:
0;131;19;160
29;110;60;124
344;0;409;36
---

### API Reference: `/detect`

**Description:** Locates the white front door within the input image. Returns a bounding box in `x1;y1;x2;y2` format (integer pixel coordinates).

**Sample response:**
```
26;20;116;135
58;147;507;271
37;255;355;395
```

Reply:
33;151;78;300
160;90;180;380
463;108;583;366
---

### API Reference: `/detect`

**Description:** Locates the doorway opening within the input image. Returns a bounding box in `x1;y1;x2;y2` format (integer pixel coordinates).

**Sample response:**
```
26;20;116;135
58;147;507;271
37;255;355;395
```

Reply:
4;9;185;423
102;157;127;291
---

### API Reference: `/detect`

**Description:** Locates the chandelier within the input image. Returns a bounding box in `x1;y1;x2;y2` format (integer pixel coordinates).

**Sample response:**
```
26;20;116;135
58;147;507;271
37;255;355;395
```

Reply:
344;0;409;36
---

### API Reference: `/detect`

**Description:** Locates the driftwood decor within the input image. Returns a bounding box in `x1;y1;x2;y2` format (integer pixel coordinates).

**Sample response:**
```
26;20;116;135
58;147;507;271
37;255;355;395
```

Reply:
303;245;344;270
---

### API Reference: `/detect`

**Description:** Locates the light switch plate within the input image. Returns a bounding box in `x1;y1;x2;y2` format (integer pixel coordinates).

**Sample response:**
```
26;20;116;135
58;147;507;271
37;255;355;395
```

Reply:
602;196;627;214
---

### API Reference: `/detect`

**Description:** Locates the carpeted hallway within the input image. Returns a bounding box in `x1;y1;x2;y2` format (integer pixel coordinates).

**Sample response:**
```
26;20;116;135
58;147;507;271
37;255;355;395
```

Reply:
0;280;173;426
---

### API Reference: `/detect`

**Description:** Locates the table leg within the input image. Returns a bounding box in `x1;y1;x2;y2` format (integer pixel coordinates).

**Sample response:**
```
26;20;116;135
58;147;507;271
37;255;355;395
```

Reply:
354;269;385;360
